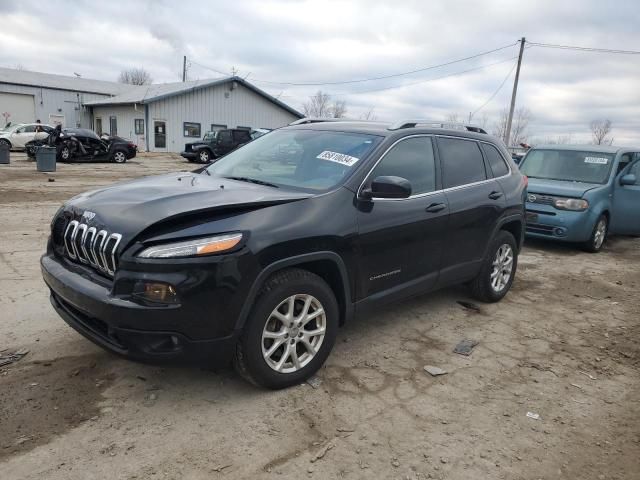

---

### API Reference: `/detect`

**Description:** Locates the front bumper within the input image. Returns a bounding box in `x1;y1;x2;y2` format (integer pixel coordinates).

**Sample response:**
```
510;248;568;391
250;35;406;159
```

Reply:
180;151;197;160
525;203;598;242
41;253;238;364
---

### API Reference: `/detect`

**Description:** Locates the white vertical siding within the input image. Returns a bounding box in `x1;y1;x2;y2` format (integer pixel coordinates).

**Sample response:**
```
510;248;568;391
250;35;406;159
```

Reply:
147;82;299;152
0;83;111;128
92;105;146;149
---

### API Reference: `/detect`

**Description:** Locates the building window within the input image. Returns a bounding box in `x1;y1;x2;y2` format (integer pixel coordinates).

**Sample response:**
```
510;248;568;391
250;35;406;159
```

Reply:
183;122;201;137
109;116;117;136
134;119;144;135
210;124;227;132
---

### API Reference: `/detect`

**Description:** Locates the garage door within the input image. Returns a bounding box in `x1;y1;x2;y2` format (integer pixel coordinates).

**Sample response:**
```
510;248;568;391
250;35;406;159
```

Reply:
0;92;36;125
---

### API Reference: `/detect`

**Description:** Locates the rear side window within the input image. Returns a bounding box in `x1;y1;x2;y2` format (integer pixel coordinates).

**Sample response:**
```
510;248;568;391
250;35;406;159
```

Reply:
482;143;509;177
232;130;251;142
218;131;232;143
437;138;486;188
370;136;436;195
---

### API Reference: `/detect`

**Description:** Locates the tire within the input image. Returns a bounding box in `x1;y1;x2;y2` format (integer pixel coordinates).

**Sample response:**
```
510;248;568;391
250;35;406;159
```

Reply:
234;268;339;389
59;146;71;162
583;214;608;253
469;230;518;303
0;139;11;149
112;150;127;163
198;149;211;163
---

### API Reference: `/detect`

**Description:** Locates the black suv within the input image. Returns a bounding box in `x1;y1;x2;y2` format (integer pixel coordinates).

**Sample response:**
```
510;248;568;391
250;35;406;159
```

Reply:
41;120;526;389
180;128;252;163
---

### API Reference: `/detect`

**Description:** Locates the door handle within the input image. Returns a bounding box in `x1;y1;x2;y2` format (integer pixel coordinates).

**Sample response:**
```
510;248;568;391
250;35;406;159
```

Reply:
488;191;503;200
425;202;446;213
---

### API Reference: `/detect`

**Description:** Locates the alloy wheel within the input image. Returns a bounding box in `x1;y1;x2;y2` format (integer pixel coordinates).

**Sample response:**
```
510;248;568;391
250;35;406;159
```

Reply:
593;219;607;249
490;244;514;292
60;147;70;160
199;151;210;162
261;294;326;374
113;151;126;163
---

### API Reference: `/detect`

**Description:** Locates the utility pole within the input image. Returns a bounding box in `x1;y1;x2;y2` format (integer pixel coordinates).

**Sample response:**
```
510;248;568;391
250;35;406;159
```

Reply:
505;37;526;146
182;55;187;82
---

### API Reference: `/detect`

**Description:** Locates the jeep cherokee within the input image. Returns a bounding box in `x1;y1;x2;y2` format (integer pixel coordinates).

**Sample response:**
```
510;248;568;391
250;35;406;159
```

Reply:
41;119;527;389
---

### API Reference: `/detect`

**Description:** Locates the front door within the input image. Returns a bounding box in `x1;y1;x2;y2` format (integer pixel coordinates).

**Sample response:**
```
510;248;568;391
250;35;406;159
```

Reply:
436;136;506;284
154;121;166;150
356;135;448;302
611;153;640;234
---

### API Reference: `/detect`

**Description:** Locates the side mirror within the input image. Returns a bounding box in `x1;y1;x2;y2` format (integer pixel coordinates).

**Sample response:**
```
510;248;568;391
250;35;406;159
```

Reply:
620;173;637;186
361;176;412;199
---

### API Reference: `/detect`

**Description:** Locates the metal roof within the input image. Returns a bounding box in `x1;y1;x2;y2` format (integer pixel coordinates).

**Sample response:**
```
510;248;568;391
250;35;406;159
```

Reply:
84;76;303;118
0;67;134;96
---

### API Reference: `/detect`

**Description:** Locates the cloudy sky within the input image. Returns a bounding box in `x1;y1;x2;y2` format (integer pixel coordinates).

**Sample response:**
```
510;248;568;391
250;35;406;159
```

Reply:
1;0;639;143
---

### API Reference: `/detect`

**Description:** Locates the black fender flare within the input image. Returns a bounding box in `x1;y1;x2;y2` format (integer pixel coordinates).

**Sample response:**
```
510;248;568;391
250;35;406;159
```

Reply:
487;213;525;255
234;251;354;331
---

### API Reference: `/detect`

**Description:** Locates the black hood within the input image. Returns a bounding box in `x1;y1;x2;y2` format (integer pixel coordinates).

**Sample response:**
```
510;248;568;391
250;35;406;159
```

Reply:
62;172;312;246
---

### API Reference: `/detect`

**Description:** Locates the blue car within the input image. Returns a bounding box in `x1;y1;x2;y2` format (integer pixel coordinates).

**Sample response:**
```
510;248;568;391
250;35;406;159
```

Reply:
519;145;640;252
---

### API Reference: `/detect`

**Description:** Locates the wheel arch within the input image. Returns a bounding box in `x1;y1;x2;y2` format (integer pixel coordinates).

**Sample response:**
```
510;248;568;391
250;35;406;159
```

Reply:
0;138;12;148
499;217;525;252
236;252;353;331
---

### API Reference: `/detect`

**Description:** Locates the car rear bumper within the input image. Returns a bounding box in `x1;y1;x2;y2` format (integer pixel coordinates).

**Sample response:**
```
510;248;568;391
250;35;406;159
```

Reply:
41;253;238;364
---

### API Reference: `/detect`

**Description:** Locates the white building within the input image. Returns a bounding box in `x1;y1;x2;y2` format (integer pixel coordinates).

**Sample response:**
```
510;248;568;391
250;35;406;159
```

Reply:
0;67;302;152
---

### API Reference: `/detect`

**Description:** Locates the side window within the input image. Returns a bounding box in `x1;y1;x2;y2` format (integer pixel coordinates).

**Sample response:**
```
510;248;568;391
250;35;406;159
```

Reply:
232;130;251;143
481;143;509;177
134;119;144;135
629;154;640;183
369;136;436;195
23;125;36;133
437;137;487;188
218;130;232;144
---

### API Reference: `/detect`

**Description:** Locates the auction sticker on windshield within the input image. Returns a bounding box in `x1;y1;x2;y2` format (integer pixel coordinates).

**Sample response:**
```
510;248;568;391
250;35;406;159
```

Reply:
317;151;360;167
584;157;609;164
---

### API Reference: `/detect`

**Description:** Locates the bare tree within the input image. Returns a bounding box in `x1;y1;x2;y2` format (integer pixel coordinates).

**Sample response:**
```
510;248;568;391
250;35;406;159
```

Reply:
359;108;377;121
302;90;348;118
445;113;462;123
532;134;573;145
118;68;153;85
493;106;531;146
590;119;614;145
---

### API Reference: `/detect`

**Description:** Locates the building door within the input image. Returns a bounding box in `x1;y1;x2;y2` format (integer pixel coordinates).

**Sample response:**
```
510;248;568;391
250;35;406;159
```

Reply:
109;116;117;136
154;121;166;149
95;118;102;136
0;93;35;125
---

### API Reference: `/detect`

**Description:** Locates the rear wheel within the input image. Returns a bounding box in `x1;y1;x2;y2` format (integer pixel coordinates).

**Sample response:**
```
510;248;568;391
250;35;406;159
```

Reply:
583;214;608;253
112;150;127;163
0;139;11;149
235;268;338;389
470;230;518;303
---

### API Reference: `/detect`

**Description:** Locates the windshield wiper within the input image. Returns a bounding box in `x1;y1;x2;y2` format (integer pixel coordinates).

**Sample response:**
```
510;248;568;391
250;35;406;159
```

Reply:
224;176;279;188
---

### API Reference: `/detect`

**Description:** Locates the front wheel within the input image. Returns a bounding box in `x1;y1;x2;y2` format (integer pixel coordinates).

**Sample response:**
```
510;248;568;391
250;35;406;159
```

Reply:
58;146;71;162
112;150;127;163
198;149;211;163
0;139;11;149
469;230;518;303
235;268;339;389
583;214;608;253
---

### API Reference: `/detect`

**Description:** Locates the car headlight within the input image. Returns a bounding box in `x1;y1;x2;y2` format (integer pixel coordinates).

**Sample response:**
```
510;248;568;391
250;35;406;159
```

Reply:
137;233;243;258
554;197;589;211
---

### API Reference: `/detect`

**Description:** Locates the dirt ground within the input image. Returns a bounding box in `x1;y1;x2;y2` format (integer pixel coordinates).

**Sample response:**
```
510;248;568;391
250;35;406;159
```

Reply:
1;153;639;480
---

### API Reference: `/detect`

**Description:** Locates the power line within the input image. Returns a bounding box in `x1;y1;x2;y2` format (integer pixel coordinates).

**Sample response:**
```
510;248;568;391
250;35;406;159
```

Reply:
189;42;518;87
528;42;640;55
330;54;521;96
470;59;518;119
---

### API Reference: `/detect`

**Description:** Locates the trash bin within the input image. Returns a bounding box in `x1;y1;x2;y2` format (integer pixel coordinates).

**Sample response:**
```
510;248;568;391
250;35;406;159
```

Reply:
0;142;9;164
36;146;56;172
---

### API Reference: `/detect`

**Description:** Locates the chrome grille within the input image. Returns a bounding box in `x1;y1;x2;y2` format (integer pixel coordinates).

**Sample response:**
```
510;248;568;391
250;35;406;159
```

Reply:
63;220;122;276
527;193;555;206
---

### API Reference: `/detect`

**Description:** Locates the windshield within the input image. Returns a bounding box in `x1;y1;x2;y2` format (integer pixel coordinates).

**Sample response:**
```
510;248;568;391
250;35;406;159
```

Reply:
205;129;382;191
520;149;615;184
203;131;218;142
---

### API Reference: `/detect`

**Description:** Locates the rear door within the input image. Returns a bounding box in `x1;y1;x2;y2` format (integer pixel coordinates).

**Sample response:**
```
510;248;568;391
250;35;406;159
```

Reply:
436;136;506;284
217;130;234;155
356;135;448;301
611;152;640;234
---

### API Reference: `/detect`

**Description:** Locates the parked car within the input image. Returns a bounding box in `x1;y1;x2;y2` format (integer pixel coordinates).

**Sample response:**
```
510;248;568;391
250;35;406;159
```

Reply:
0;123;54;150
520;145;640;252
41;119;526;389
250;128;272;139
180;128;253;163
26;127;137;163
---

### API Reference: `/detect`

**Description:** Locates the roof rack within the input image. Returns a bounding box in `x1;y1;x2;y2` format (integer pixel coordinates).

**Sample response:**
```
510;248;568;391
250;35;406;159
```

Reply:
288;118;347;126
388;119;487;134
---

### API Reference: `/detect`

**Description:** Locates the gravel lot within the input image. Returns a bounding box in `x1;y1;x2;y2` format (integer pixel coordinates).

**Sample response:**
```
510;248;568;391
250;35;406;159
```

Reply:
1;153;639;480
